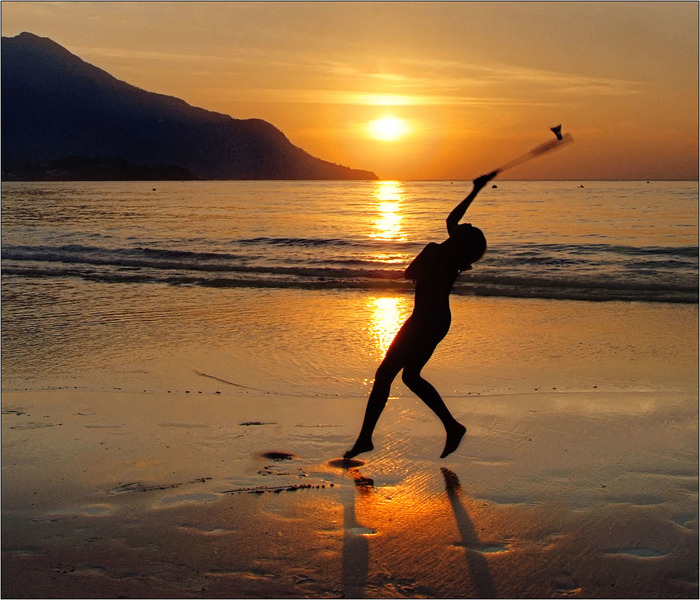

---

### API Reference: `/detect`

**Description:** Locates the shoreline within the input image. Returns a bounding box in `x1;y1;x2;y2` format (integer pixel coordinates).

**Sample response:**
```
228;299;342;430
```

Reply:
2;289;697;598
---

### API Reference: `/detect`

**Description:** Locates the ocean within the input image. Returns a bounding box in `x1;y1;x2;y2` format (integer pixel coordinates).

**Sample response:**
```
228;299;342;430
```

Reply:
2;180;697;303
2;180;698;394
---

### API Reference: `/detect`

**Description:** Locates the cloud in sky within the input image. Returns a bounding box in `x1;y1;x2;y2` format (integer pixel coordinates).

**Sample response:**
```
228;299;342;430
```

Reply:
79;42;646;106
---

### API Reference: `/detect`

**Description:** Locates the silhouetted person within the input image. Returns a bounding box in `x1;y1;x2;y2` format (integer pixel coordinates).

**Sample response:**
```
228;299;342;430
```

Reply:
345;172;497;460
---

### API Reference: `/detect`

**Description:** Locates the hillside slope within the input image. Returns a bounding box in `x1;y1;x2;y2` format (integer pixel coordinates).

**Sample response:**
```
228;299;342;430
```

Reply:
1;33;377;181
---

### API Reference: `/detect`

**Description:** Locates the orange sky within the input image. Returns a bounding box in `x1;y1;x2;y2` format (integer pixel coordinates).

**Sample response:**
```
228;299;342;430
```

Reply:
2;1;698;180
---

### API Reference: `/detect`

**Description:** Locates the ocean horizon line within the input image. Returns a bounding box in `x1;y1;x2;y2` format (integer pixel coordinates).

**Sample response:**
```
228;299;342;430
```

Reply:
3;177;698;184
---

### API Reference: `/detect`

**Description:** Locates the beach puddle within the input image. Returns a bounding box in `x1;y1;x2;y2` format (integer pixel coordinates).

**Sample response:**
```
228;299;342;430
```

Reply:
607;494;664;506
451;541;510;554
48;504;114;517
346;525;377;536
483;494;530;506
159;493;219;506
555;573;582;596
72;566;109;577
479;543;510;554
177;525;233;536
204;569;242;578
604;547;667;559
4;547;44;556
671;512;698;528
467;456;512;468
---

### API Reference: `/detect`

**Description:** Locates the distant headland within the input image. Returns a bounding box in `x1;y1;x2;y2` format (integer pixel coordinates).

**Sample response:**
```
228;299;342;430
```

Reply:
1;32;378;181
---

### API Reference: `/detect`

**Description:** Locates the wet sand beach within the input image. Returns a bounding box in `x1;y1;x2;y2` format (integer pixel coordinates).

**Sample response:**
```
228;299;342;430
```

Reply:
2;291;697;598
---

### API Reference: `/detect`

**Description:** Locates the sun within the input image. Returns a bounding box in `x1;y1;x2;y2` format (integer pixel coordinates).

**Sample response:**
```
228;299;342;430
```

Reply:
368;116;409;142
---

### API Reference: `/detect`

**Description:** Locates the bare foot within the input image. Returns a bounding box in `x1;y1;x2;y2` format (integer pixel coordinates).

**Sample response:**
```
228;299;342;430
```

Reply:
344;439;374;460
440;423;466;459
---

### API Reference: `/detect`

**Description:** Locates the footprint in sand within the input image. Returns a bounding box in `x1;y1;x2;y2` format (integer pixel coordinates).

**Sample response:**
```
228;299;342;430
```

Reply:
260;451;297;461
327;458;366;469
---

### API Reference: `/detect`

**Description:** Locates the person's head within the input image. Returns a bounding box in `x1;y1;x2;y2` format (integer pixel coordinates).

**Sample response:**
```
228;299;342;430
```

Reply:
449;223;487;270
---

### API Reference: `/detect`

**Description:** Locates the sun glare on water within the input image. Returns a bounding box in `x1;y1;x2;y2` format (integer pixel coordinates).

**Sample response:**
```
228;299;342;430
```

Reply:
371;181;406;242
368;116;410;142
368;296;411;355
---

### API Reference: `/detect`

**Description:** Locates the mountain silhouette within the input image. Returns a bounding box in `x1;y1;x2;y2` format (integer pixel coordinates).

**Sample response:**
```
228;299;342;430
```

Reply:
1;32;378;181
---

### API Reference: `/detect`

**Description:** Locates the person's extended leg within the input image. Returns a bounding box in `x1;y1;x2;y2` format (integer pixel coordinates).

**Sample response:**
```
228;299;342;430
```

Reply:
344;358;402;459
344;319;417;460
402;358;466;459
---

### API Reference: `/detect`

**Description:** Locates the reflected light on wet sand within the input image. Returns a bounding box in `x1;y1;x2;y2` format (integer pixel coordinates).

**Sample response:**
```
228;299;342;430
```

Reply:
338;466;501;598
371;181;406;242
368;296;411;356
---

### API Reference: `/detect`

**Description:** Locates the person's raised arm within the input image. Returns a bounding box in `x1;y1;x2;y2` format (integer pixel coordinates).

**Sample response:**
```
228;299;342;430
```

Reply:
446;171;497;235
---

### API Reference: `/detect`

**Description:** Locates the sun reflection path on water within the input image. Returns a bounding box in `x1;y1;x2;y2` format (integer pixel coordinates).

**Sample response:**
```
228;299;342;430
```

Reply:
366;182;412;359
367;296;411;357
371;181;407;243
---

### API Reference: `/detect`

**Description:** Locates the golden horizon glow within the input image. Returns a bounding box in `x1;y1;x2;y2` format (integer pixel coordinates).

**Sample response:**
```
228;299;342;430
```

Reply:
368;116;410;142
1;2;697;180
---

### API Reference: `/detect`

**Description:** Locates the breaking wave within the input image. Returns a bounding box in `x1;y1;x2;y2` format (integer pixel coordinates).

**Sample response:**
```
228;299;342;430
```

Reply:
2;238;697;303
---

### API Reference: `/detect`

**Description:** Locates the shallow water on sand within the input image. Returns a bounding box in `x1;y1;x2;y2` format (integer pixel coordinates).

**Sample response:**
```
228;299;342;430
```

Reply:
2;278;697;396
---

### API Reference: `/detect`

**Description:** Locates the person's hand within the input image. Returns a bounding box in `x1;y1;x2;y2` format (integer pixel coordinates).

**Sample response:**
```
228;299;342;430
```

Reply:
473;171;498;190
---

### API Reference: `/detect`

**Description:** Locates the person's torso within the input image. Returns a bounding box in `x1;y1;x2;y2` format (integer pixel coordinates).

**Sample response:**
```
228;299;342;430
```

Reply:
412;242;459;315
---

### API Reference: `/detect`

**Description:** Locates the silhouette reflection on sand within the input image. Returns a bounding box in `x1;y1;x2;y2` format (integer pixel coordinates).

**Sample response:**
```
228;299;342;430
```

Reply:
337;463;497;598
441;467;497;598
341;467;374;598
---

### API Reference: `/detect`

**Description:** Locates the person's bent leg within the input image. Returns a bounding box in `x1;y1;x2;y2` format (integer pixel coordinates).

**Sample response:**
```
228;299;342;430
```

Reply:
401;368;466;458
